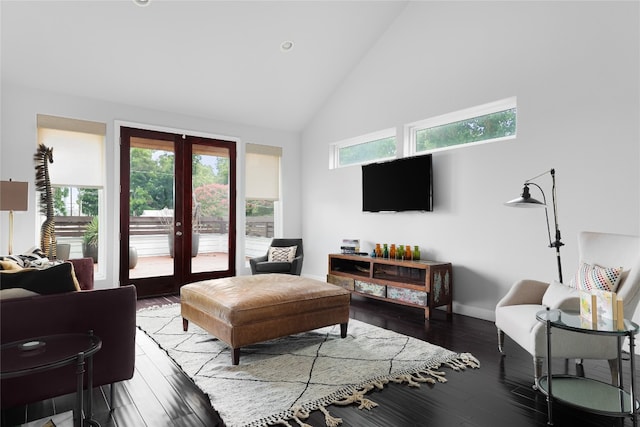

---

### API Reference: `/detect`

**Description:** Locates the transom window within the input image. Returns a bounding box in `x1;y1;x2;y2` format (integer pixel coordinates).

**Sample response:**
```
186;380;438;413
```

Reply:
330;128;396;169
407;97;517;155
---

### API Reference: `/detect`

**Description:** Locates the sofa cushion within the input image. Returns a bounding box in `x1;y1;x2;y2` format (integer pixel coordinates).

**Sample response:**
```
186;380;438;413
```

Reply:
0;288;39;300
0;262;80;294
570;262;623;292
268;245;297;262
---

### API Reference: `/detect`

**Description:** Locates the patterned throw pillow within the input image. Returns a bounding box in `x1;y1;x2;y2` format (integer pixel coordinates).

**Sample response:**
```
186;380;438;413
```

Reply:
570;262;623;292
267;246;297;262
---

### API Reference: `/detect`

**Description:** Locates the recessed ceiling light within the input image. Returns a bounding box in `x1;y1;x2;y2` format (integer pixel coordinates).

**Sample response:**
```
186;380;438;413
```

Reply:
280;41;294;52
133;0;151;7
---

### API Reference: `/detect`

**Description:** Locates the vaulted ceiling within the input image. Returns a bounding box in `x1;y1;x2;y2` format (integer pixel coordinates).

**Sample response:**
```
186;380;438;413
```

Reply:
1;1;408;132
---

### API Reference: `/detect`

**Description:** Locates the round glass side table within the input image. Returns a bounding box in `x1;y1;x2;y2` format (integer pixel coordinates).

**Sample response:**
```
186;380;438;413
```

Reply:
536;308;639;426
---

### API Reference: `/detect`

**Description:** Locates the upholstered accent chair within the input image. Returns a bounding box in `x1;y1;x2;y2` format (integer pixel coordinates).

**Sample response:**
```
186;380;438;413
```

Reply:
495;231;640;387
250;238;304;275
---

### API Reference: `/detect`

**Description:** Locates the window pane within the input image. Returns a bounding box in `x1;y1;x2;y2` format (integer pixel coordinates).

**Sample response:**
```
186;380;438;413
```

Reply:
416;108;516;152
53;186;101;264
245;144;281;265
338;136;396;167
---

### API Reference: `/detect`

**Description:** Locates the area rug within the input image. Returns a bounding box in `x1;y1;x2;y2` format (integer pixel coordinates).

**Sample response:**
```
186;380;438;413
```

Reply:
136;304;479;427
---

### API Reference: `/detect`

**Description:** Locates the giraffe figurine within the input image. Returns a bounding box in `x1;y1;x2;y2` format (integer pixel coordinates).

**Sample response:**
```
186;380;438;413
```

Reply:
34;144;56;259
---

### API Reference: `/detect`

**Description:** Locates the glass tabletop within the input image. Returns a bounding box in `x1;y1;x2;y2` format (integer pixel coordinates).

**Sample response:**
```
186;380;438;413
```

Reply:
536;308;639;336
1;333;102;379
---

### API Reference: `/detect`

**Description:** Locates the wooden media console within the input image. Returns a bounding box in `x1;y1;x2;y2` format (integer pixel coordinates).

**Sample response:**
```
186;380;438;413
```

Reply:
327;253;452;320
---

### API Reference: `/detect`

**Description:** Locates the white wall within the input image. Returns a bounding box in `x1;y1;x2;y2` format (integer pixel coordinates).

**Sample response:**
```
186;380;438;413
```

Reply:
0;84;302;289
301;2;640;321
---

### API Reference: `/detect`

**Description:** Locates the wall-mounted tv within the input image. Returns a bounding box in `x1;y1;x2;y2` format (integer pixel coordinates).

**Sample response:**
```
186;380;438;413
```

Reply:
362;154;433;212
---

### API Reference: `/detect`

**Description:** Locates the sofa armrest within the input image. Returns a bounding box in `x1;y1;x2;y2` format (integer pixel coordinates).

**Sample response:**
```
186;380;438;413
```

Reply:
496;279;550;308
249;255;268;274
68;257;94;290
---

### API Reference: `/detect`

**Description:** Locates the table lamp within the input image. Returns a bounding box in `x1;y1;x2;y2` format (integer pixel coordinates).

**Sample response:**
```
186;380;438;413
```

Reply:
505;169;564;283
1;180;29;255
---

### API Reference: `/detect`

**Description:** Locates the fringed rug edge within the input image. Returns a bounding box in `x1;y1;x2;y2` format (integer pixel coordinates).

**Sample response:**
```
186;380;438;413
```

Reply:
243;352;480;427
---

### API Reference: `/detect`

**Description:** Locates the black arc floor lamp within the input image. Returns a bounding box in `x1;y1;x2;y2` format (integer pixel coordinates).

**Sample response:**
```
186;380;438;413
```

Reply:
504;168;564;283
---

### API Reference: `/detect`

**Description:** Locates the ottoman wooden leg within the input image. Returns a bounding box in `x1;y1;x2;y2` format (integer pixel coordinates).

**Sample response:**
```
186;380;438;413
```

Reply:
232;348;240;365
183;318;189;332
340;322;348;338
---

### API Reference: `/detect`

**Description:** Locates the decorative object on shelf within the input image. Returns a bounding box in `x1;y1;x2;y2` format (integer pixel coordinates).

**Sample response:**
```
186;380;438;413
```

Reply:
505;168;564;283
405;245;412;260
383;243;389;259
34;144;56;260
413;245;421;260
0;180;28;255
389;244;396;259
397;245;404;260
374;243;382;258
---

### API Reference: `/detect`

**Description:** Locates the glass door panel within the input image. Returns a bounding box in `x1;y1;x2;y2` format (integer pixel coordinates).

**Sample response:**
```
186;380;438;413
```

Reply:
129;136;175;279
191;144;231;274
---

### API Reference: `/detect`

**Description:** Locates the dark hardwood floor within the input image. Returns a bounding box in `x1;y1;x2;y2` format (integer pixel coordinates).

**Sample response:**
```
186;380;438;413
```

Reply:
2;293;637;426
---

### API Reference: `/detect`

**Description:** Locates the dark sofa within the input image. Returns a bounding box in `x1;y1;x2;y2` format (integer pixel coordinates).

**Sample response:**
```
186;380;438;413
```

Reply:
0;285;137;409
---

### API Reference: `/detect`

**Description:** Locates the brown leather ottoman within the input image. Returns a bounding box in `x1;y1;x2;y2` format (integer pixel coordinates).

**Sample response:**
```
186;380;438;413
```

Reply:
180;273;351;364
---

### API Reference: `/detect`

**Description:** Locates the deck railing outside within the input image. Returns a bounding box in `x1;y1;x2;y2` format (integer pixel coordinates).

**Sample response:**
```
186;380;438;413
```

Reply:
53;216;273;260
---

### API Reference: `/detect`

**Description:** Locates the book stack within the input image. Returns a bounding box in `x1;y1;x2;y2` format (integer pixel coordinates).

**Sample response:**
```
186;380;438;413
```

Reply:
580;290;624;330
340;239;360;255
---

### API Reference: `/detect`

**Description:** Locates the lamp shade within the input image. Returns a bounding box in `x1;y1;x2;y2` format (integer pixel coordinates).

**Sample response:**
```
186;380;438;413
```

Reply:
0;181;28;211
504;184;546;208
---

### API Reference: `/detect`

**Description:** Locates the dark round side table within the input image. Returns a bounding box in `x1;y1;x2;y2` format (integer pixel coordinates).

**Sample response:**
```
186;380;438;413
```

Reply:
1;331;102;427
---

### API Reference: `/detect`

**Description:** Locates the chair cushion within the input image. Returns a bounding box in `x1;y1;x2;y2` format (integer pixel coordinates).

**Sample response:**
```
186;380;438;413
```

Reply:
570;262;623;292
542;280;579;309
268;246;297;262
254;261;292;273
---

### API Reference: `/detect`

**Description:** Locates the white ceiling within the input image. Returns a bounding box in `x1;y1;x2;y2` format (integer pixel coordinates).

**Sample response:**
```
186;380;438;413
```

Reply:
1;0;408;132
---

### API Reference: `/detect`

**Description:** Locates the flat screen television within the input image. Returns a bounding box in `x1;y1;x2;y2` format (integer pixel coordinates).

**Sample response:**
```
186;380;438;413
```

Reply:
362;154;433;212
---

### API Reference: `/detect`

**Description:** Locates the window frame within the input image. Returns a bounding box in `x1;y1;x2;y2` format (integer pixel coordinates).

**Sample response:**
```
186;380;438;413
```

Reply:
37;115;106;277
329;127;397;169
405;97;517;156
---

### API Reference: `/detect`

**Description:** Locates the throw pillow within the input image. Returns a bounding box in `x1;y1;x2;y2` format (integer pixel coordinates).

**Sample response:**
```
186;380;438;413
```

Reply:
0;262;81;294
570;262;623;292
268;246;297;262
1;247;49;268
0;259;22;271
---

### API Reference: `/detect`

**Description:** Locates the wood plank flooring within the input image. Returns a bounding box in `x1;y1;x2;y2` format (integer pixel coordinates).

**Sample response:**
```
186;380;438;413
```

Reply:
2;294;637;426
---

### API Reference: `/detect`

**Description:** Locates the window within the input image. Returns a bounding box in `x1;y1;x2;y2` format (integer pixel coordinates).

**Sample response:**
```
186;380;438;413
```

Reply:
37;115;106;275
407;97;517;155
330;128;396;169
245;143;282;263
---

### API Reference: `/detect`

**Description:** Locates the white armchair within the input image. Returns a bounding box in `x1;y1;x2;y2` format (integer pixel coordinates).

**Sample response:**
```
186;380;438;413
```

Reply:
495;231;640;386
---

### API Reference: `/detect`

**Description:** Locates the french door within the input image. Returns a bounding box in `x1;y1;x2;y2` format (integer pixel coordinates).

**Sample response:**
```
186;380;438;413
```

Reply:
119;127;236;297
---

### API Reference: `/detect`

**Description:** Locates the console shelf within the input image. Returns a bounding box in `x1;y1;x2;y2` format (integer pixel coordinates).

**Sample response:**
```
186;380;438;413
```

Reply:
327;253;452;320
